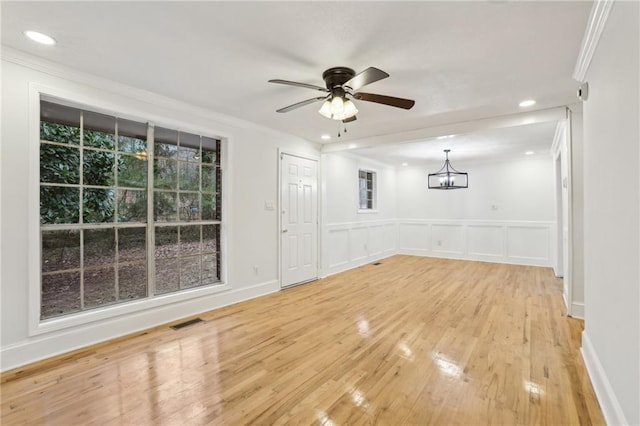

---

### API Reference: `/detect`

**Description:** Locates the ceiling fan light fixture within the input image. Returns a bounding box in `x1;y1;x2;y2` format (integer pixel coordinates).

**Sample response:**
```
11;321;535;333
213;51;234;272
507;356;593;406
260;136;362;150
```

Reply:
271;66;414;121
318;97;358;120
330;96;344;115
318;100;332;119
342;100;358;118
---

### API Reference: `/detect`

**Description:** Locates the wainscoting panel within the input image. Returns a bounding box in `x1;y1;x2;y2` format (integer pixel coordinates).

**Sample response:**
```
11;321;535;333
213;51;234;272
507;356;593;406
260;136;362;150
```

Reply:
324;220;554;276
506;225;550;262
431;224;465;254
398;223;430;250
368;225;386;256
384;223;398;253
322;220;398;277
397;220;554;267
325;228;350;270
350;227;369;262
467;224;504;258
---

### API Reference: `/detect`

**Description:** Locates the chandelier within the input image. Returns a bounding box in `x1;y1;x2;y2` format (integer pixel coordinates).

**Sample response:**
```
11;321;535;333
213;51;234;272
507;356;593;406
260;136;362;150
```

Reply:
428;149;468;190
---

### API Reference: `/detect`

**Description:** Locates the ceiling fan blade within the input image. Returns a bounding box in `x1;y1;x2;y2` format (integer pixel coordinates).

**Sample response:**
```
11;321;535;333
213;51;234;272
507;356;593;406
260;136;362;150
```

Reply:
354;92;415;109
343;67;389;92
268;79;328;92
276;96;327;113
342;115;357;123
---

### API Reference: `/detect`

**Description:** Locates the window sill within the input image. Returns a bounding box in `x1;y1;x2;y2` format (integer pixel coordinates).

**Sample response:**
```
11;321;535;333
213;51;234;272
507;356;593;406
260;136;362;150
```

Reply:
357;209;378;214
30;282;230;336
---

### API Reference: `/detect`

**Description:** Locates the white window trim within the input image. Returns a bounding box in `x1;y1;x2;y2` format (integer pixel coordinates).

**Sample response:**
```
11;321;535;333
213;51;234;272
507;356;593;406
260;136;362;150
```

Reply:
357;168;377;212
28;83;229;336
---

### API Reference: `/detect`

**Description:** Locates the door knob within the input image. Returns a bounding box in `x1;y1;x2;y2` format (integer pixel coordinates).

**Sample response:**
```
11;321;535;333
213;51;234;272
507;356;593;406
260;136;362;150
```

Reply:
282;229;288;233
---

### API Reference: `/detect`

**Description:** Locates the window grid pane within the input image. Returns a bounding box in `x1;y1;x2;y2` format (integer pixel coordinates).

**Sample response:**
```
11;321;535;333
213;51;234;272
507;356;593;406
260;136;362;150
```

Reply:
40;100;224;320
358;170;376;210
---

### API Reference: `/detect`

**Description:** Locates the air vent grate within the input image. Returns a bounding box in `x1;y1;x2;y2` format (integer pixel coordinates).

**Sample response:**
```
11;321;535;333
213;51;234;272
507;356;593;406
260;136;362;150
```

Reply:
170;318;204;330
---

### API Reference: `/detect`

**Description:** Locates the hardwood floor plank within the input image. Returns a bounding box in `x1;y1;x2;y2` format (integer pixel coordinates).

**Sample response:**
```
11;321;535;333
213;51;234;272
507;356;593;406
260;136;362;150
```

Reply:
1;256;605;425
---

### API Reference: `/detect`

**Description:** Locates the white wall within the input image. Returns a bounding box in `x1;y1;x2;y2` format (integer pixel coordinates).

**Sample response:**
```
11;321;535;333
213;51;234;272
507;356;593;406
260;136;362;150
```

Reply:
396;156;556;266
321;152;397;276
570;110;585;318
580;2;640;425
0;53;320;371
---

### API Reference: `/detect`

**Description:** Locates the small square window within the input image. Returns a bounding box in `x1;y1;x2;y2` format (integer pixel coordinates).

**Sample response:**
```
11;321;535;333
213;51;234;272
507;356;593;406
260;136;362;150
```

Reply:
358;170;376;211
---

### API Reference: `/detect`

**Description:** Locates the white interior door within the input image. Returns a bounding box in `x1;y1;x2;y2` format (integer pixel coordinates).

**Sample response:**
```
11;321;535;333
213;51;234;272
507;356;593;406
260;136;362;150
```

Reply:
280;153;318;287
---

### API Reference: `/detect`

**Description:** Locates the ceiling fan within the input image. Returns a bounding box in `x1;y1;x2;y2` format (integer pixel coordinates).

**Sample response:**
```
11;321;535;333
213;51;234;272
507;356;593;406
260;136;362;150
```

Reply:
269;66;415;123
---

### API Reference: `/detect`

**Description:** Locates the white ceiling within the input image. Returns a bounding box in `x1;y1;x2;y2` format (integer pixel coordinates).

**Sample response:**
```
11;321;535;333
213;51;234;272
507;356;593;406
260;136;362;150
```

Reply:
351;120;558;167
2;1;590;149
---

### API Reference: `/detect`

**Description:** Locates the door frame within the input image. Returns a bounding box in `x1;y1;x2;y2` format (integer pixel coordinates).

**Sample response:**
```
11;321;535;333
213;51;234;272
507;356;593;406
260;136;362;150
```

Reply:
278;149;321;289
554;154;564;278
551;116;573;317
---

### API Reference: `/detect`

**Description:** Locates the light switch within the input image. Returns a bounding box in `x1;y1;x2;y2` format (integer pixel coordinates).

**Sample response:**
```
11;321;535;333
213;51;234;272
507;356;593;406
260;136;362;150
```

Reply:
264;200;275;211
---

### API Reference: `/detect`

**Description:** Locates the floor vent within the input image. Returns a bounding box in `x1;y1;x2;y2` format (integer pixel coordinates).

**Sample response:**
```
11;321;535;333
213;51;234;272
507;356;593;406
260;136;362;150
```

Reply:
170;318;204;330
372;262;382;266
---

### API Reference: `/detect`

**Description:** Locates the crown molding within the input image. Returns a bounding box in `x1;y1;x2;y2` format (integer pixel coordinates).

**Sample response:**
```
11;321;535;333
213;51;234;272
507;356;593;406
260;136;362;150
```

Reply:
0;46;310;144
573;0;615;82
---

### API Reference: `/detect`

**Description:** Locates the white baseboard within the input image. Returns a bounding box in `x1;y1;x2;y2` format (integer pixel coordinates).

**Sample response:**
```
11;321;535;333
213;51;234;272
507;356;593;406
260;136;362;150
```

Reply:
398;249;550;267
553;266;563;278
0;280;279;372
581;331;629;425
570;302;584;319
321;251;396;278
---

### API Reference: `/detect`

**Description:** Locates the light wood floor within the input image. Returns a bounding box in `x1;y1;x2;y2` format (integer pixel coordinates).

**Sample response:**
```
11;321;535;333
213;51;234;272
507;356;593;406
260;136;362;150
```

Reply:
1;256;604;425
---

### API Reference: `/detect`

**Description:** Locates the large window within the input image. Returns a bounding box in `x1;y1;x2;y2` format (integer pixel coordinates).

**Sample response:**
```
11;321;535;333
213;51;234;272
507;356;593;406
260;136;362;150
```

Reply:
152;127;221;294
358;169;376;211
39;99;222;320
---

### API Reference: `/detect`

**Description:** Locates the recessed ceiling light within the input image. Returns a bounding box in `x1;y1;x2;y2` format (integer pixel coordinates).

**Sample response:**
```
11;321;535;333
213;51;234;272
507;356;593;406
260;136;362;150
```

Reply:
348;144;357;149
320;134;331;140
24;30;56;46
525;151;534;155
401;162;408;166
437;135;455;140
519;99;536;107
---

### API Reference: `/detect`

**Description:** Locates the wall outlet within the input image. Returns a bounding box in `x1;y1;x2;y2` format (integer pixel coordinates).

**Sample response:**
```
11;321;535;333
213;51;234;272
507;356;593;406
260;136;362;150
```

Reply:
264;200;275;211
